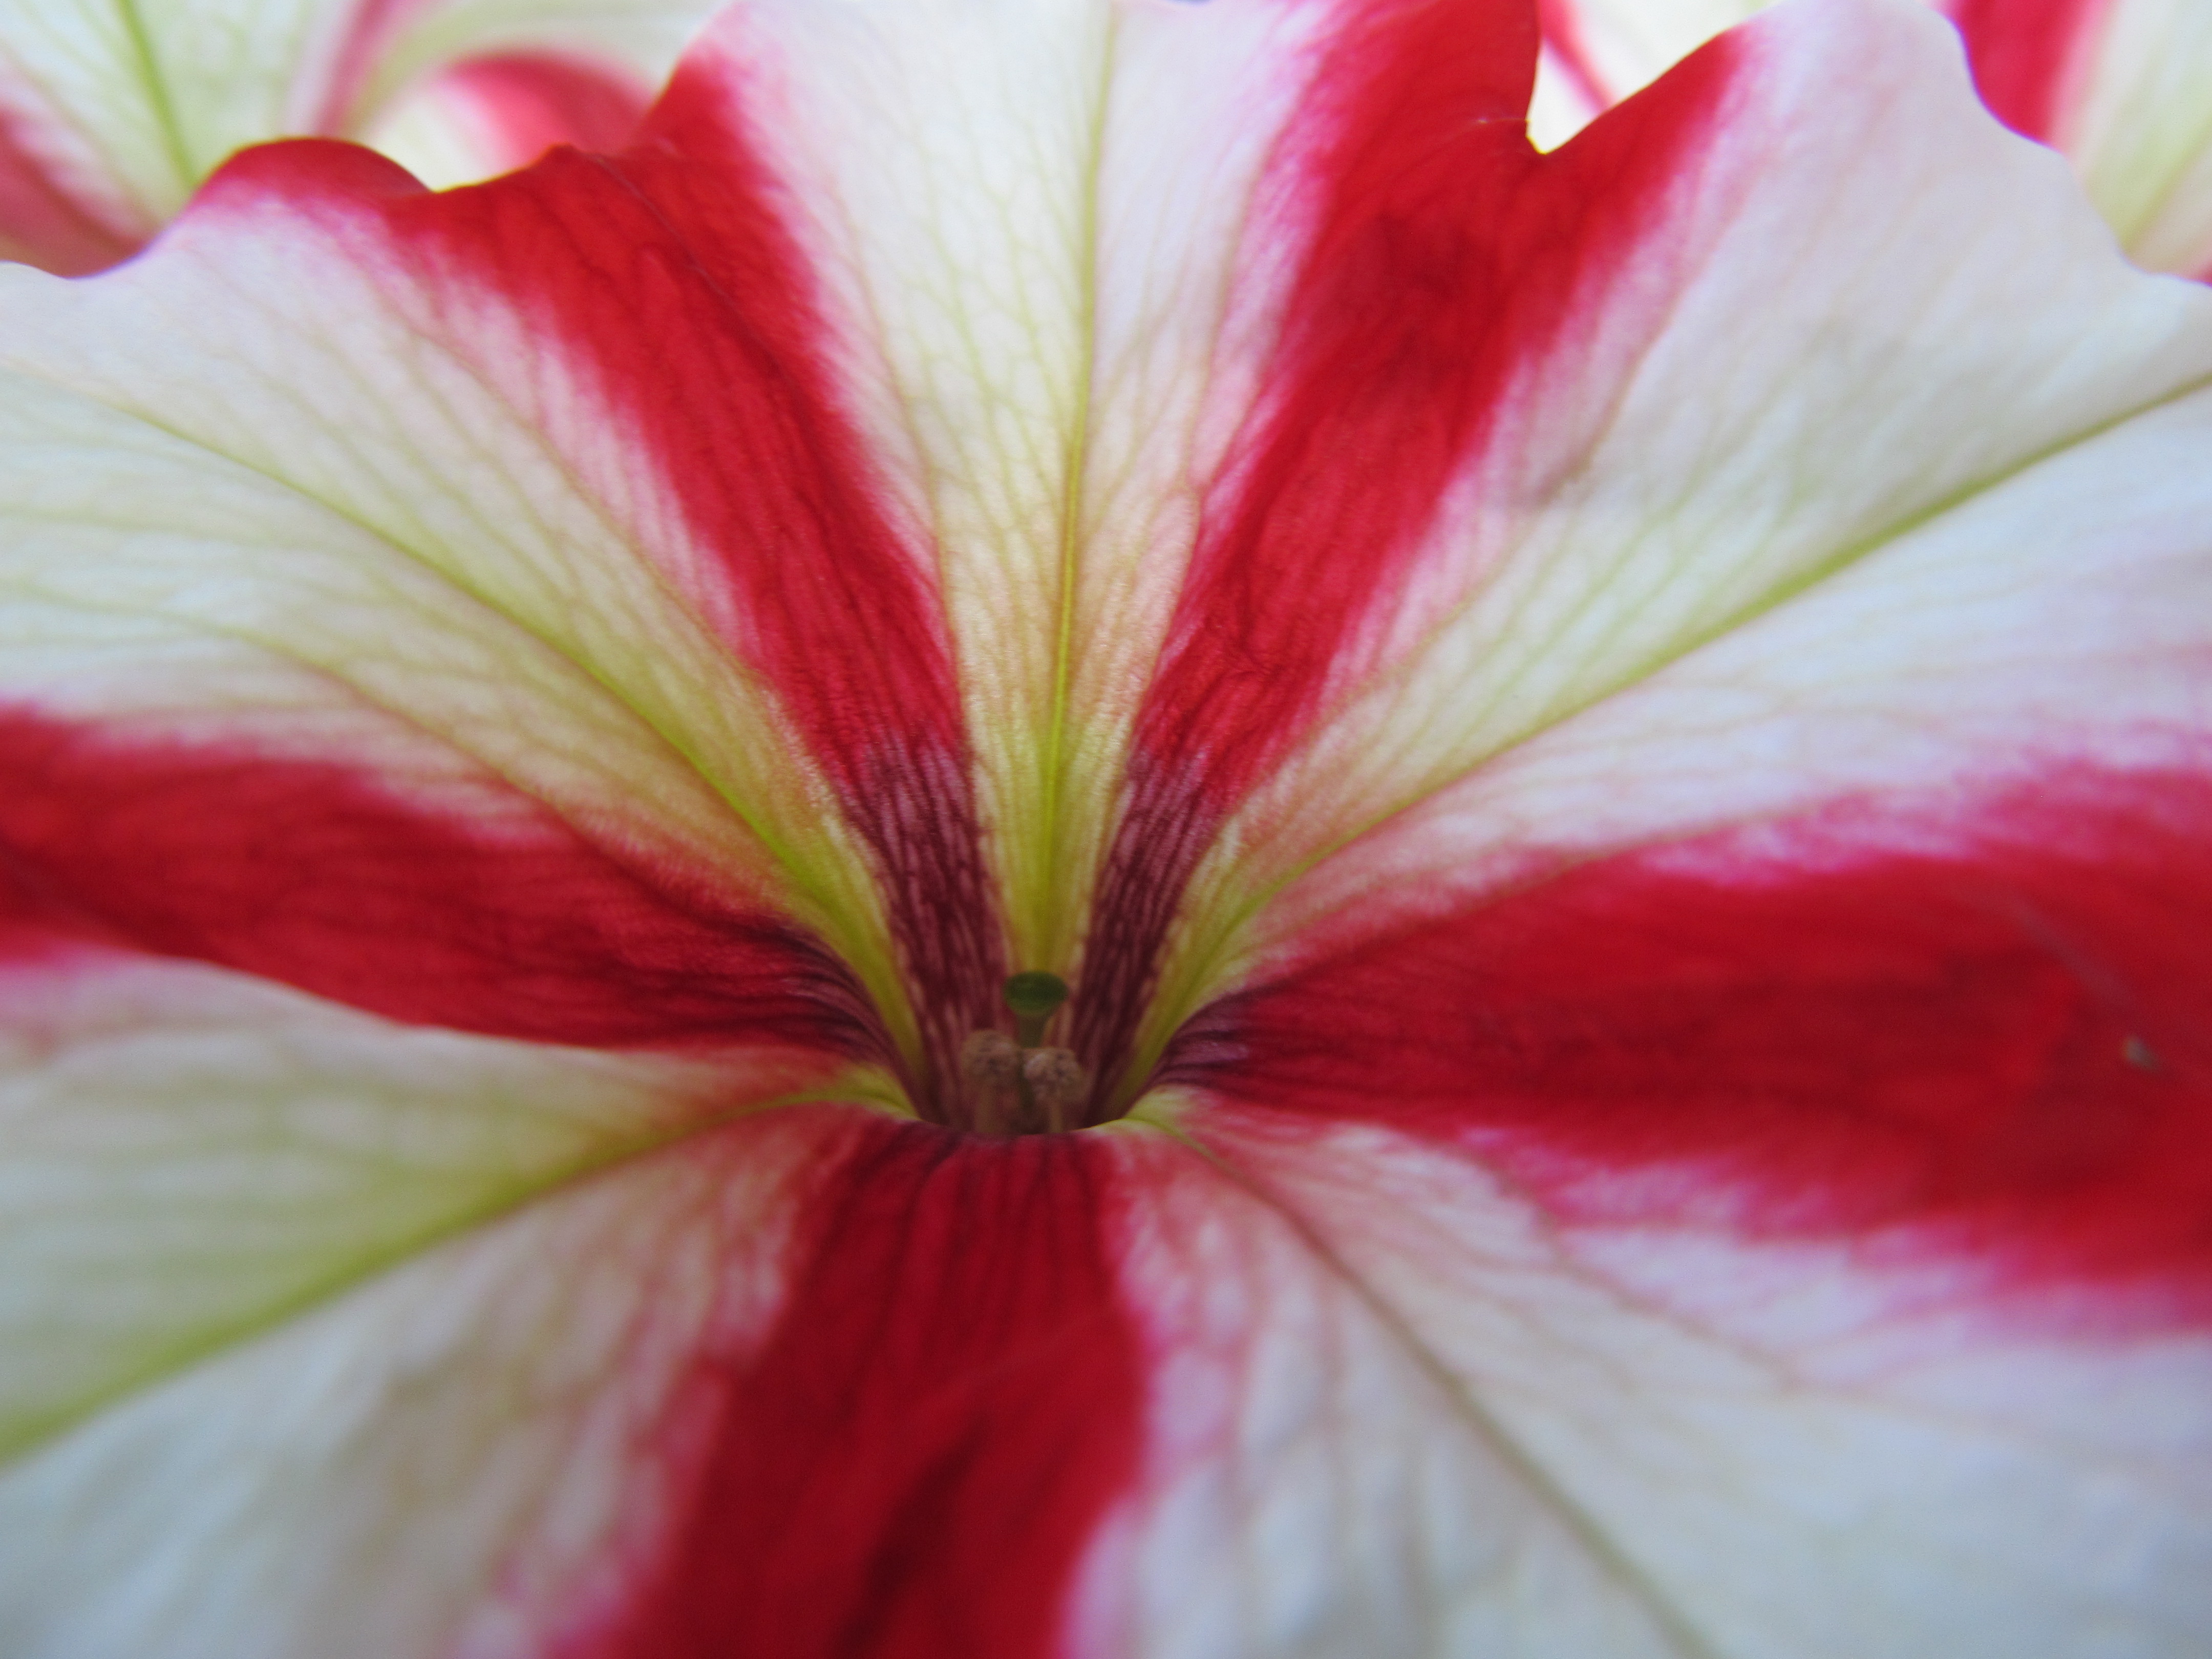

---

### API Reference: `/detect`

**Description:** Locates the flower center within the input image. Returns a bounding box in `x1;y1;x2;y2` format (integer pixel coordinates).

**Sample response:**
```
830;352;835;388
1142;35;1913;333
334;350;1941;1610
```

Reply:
841;741;1203;1138
957;971;1089;1137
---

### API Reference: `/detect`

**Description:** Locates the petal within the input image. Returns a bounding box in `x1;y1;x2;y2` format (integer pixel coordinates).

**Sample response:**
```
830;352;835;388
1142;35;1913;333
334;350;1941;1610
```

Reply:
1531;0;2108;137
0;712;863;1051
1240;382;2212;979
1108;0;2212;1086
1211;765;2212;1296
1939;0;2112;141
557;1118;1153;1659
0;0;715;271
1529;0;1761;144
2061;0;2212;275
1076;1126;1698;1656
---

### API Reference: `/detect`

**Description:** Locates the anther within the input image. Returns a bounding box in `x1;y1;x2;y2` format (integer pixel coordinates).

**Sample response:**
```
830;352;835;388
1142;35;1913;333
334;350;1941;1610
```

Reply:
958;972;1085;1136
961;1029;1022;1089
1022;1047;1087;1134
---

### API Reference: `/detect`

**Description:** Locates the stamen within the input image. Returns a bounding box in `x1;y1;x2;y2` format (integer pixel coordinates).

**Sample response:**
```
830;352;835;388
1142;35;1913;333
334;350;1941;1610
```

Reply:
961;1030;1023;1136
958;973;1087;1136
1021;1047;1086;1135
962;1029;1022;1089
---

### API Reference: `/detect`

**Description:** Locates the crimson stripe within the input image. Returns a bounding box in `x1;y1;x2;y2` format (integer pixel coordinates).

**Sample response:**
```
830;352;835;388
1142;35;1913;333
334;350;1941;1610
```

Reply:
1943;0;2112;142
1074;5;1739;1110
422;52;652;171
564;1113;1146;1659
1192;771;2212;1320
0;711;871;1054
1129;0;1539;810
405;76;1001;1112
0;99;139;275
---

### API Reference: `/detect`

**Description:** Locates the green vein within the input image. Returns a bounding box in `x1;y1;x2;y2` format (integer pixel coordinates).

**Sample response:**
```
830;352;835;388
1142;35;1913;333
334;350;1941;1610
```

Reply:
112;0;191;188
1031;14;1118;970
0;1081;912;1472
20;369;882;1004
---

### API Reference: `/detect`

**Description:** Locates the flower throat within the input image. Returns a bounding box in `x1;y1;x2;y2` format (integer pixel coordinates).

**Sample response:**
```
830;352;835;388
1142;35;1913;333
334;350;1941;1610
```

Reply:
959;971;1088;1137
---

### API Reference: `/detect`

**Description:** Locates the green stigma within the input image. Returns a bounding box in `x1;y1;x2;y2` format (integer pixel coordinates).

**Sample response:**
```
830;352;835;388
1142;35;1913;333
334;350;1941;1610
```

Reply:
1003;971;1070;1050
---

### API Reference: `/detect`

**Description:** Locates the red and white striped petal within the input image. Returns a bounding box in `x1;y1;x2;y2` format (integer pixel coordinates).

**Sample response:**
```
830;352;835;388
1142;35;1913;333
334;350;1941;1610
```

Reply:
656;0;1539;975
1158;501;2212;1651
0;943;859;1486
1241;385;2212;974
0;1096;856;1659
1;1105;1165;1659
3;0;2210;1649
0;0;714;272
1536;0;2212;276
1121;0;2212;1077
0;153;940;1053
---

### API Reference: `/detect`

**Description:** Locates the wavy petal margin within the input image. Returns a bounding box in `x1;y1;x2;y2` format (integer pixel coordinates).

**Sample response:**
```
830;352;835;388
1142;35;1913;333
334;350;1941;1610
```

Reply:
0;0;720;271
1535;0;2212;275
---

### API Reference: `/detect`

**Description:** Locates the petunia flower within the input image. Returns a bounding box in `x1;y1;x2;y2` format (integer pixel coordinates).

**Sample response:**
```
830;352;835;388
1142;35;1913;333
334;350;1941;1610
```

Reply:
0;0;723;274
3;0;2210;1652
1533;0;2212;276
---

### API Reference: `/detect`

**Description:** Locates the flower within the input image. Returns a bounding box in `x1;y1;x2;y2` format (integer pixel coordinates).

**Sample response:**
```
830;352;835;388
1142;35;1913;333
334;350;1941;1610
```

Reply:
1532;0;2212;276
3;0;2210;1652
0;0;724;274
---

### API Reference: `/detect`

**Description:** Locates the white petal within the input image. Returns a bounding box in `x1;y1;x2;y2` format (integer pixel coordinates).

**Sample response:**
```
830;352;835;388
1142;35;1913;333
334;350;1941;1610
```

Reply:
1076;1119;1691;1657
2066;0;2212;275
1141;1106;2212;1657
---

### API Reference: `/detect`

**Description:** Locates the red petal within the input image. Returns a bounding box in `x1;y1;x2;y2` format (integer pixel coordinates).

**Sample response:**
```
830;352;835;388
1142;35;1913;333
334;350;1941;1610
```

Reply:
388;80;1005;1077
1944;0;2112;142
561;1114;1147;1659
1201;770;2212;1319
0;711;870;1054
1077;1;1737;1095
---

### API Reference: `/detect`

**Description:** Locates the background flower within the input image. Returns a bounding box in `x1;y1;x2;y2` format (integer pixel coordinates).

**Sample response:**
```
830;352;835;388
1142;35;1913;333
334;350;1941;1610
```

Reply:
1533;0;2212;275
1;0;2209;1654
0;0;722;273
